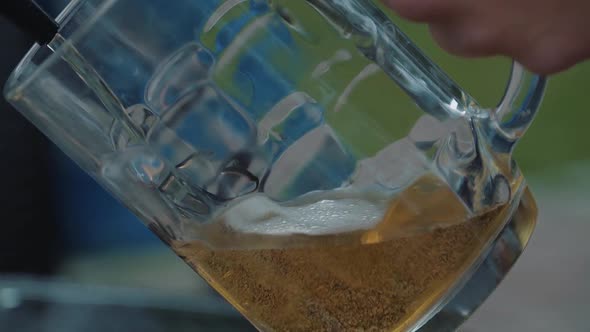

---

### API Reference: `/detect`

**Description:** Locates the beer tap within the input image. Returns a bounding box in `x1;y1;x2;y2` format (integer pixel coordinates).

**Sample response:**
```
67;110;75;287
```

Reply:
0;0;59;45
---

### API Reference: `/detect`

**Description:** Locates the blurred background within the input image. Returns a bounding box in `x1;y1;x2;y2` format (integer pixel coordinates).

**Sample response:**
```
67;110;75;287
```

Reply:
0;1;588;331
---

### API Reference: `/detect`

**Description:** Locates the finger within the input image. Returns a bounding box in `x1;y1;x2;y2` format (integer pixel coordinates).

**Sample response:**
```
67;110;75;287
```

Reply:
509;20;590;75
383;0;459;22
515;37;590;75
429;21;503;57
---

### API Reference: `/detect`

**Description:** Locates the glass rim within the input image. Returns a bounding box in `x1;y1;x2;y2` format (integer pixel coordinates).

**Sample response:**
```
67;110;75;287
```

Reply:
3;0;117;99
3;0;479;120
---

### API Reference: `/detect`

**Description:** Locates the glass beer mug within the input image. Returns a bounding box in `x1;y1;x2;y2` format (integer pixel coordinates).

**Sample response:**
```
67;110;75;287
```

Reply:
4;0;546;331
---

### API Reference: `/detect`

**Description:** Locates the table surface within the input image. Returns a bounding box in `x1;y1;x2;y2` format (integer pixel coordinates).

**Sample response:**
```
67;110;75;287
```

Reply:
463;171;590;332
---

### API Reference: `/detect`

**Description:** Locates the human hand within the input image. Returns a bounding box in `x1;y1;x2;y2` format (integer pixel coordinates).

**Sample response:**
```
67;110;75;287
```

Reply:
383;0;590;74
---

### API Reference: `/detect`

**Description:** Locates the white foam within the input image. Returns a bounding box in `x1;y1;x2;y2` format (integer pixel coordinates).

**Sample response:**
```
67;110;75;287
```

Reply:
222;190;390;236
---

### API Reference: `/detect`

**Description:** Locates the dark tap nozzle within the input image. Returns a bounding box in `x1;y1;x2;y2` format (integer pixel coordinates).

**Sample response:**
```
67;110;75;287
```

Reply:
0;0;59;45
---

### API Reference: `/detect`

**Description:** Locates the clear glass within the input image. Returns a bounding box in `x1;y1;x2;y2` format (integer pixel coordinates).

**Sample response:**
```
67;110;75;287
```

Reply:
4;0;546;331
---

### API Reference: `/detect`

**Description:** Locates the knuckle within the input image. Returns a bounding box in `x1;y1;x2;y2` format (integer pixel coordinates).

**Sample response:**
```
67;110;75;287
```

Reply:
466;27;503;55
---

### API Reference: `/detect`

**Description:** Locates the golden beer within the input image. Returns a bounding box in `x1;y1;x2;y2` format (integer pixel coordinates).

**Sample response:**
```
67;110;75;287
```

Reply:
172;176;536;331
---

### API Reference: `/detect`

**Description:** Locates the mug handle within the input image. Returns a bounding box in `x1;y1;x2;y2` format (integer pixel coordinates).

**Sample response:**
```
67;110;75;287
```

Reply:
309;0;547;153
488;62;547;151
